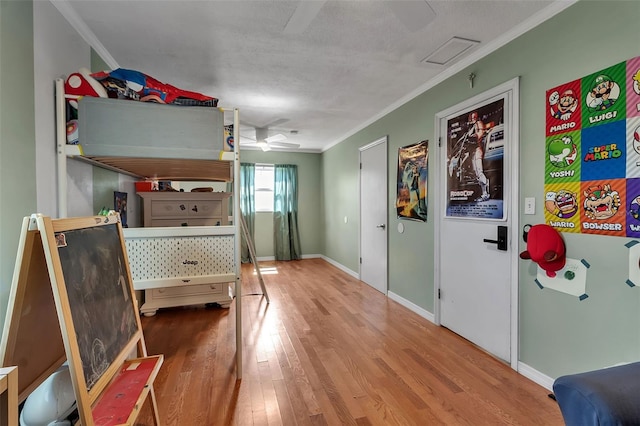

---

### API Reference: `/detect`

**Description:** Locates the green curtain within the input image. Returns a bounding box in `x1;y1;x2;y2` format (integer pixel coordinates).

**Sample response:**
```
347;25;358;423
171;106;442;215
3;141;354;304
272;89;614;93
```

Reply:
240;163;255;263
273;164;301;260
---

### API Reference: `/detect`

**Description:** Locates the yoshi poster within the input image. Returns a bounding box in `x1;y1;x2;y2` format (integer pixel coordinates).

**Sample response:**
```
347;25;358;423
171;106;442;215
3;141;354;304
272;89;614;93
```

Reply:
544;56;640;237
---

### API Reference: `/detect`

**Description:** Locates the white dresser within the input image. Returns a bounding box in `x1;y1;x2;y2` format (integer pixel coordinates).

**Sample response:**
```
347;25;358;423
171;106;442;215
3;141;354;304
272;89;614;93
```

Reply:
129;192;235;316
138;191;230;227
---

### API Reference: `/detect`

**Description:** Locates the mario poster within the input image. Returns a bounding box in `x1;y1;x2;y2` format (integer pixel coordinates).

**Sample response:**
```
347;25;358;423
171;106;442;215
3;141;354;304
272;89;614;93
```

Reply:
580;179;625;236
545;130;581;183
544;182;580;233
546;80;581;137
627;57;640;118
626;178;640;238
581;62;626;129
544;56;640;238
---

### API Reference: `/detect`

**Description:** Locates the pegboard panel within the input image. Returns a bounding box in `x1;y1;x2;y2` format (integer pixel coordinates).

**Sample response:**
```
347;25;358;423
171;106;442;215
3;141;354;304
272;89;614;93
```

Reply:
125;235;234;281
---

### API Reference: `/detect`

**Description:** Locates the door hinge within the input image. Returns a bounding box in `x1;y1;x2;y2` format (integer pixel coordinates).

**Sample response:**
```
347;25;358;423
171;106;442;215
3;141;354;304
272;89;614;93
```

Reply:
359;257;362;264
438;137;442;147
360;163;362;169
438;288;441;299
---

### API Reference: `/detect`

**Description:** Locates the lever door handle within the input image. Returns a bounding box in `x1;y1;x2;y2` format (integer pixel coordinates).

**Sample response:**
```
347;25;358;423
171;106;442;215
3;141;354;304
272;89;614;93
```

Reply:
376;224;386;230
483;225;508;251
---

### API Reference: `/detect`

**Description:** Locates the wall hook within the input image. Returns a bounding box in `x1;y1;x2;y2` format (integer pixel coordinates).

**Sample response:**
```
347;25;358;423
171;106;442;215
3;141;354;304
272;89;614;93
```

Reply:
468;73;476;89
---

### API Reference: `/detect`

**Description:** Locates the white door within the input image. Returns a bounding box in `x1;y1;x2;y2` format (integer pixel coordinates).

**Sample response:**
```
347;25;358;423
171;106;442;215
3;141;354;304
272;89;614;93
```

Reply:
435;79;519;366
360;137;388;294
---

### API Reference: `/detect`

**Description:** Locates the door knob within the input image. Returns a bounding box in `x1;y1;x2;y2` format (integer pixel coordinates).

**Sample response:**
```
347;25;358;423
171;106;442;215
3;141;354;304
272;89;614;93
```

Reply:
483;225;508;251
376;224;386;230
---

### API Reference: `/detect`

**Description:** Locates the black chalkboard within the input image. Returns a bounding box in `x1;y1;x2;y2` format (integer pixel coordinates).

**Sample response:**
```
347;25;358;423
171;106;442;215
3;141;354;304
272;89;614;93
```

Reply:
54;223;138;390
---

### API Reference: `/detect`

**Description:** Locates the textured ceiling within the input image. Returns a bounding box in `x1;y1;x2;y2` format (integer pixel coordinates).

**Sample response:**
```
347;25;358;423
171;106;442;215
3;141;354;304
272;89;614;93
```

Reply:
61;0;572;152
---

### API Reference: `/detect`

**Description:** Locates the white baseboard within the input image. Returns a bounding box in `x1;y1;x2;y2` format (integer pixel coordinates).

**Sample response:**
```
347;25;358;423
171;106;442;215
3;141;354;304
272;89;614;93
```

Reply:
256;254;321;262
319;255;359;279
517;361;555;391
255;256;275;262
301;254;322;259
388;291;435;323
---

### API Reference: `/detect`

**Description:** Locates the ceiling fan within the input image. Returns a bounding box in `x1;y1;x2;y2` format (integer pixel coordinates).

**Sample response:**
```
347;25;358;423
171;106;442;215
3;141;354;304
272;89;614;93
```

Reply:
239;119;301;151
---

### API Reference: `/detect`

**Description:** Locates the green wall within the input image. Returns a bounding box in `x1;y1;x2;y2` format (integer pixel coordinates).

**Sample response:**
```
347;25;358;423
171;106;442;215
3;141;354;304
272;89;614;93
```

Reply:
240;150;323;257
322;0;640;377
0;0;35;326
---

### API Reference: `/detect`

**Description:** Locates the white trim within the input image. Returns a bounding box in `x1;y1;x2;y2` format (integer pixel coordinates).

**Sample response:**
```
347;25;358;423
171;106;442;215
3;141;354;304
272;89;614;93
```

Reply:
517;362;555;391
323;0;577;152
388;291;435;323
510;80;521;371
434;77;520;369
50;0;120;69
256;256;276;262
359;136;387;152
320;256;359;279
254;254;321;262
301;254;322;259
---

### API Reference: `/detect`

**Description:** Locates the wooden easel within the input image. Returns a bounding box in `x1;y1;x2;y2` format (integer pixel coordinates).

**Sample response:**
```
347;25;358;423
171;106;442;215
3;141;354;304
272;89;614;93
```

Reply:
239;213;269;303
0;214;163;425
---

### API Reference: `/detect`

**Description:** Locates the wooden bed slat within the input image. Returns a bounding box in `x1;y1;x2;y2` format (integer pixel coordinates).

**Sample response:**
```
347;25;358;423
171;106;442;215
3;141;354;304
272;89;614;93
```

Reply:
81;156;233;182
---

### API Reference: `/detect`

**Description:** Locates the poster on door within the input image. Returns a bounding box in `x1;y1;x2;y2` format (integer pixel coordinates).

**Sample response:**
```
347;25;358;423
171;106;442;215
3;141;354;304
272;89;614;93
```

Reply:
396;140;428;221
445;98;505;219
544;55;640;237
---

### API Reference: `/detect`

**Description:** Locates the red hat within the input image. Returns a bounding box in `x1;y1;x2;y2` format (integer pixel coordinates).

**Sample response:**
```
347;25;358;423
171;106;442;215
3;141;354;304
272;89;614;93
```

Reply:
520;224;566;277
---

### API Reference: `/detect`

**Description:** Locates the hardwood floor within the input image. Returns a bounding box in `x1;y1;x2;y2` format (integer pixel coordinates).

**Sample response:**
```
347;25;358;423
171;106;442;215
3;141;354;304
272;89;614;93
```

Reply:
136;258;563;425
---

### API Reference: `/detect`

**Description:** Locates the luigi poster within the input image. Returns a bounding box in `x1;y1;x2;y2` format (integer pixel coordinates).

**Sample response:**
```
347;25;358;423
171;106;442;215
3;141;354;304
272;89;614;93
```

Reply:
544;56;640;237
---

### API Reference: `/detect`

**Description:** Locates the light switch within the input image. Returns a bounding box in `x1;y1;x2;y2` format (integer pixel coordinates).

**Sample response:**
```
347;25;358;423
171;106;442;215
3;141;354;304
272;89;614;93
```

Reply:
525;197;535;215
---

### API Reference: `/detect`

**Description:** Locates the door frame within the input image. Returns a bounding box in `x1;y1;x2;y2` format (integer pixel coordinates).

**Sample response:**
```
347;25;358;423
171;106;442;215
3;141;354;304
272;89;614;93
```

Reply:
359;136;388;293
433;78;520;369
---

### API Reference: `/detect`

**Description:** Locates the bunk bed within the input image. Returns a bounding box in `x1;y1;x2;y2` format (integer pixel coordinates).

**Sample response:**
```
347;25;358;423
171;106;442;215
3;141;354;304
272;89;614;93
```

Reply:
54;78;243;378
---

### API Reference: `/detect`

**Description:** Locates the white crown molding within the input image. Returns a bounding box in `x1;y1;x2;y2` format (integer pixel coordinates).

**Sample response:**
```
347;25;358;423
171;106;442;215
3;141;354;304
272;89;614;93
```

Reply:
50;0;119;69
323;0;579;152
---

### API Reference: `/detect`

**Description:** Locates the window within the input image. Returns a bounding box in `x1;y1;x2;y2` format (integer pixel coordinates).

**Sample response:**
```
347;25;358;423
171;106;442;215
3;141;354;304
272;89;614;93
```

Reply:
254;164;274;212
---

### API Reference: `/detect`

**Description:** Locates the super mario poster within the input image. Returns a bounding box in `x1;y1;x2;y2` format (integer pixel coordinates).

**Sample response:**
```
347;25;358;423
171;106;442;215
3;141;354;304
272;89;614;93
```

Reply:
544;56;640;237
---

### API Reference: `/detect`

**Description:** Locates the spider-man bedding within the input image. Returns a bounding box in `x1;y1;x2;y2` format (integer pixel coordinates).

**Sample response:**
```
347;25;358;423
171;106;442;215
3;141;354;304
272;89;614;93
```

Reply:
65;67;218;107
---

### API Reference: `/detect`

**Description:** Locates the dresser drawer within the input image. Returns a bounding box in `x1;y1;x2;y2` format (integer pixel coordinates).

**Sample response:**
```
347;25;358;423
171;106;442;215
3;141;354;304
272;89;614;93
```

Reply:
151;283;223;299
139;191;230;227
150;218;222;227
150;200;190;217
189;200;222;217
150;219;189;227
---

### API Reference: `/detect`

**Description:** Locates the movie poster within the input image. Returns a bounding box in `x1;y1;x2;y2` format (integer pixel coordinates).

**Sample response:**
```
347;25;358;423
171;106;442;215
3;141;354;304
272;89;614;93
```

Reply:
114;191;128;227
396;140;428;221
445;98;505;219
544;55;640;237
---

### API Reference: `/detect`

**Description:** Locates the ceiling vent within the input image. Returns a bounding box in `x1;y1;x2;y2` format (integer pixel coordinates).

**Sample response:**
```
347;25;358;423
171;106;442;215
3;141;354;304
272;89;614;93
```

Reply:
421;37;480;66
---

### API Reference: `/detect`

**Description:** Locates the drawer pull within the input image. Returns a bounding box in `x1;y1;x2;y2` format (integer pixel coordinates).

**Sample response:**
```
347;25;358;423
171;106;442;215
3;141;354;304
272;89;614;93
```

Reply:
179;204;186;210
182;279;191;283
192;205;198;213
